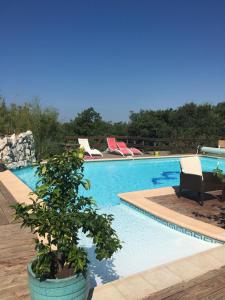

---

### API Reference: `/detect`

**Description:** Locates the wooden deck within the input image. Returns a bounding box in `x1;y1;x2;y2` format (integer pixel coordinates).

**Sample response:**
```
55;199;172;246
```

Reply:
147;265;225;300
0;181;34;300
149;189;225;229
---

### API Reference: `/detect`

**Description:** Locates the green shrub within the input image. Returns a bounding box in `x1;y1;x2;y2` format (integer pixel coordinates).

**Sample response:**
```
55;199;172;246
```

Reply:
12;149;122;280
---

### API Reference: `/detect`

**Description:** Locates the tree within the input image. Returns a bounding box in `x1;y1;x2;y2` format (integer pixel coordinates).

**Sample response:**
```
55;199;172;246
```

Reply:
71;107;104;136
12;149;122;280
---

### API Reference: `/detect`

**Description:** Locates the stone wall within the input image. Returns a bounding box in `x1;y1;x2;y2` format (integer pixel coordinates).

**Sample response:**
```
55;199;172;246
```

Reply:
0;131;36;169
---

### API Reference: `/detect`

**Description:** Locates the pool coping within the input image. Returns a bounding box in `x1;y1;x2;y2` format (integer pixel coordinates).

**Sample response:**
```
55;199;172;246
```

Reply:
0;170;34;205
83;153;193;163
83;153;225;163
118;187;225;243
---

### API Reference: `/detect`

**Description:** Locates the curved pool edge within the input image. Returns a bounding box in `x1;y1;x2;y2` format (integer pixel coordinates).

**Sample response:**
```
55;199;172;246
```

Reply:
118;187;225;244
91;244;225;299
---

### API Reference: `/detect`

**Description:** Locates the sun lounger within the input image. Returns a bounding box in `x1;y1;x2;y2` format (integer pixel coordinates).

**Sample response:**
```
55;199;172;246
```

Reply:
116;142;134;156
78;138;103;157
106;137;132;156
116;141;143;156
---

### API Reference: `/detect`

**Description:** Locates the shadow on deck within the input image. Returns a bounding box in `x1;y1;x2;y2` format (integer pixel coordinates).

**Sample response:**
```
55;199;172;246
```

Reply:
149;189;225;229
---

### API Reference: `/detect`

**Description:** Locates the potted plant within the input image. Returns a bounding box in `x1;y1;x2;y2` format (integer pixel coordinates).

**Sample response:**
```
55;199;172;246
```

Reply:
12;149;122;300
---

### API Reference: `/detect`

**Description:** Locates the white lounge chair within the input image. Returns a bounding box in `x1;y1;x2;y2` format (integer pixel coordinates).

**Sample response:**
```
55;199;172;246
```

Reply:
78;138;103;157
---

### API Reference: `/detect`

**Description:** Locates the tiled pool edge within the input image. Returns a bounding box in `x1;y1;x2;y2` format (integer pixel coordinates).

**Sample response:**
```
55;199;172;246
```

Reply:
84;153;192;163
118;188;225;244
121;199;224;244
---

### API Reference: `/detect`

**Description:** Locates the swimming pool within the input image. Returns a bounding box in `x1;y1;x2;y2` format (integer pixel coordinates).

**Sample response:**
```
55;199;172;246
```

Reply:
13;156;225;286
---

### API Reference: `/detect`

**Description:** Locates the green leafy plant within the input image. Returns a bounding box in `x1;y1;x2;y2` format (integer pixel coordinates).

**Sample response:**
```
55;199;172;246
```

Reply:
12;149;122;280
214;167;225;184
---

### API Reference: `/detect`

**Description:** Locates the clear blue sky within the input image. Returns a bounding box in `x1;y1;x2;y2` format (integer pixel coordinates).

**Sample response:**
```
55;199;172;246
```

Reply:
0;0;225;121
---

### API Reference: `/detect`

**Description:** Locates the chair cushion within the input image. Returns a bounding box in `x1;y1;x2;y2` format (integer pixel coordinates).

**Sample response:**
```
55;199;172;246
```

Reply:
180;156;202;177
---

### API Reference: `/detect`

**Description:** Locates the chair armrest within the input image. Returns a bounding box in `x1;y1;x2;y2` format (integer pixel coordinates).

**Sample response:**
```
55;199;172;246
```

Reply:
202;171;223;187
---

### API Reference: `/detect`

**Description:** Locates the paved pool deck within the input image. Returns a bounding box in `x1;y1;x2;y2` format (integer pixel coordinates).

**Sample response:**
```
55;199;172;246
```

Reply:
83;152;192;162
1;161;225;299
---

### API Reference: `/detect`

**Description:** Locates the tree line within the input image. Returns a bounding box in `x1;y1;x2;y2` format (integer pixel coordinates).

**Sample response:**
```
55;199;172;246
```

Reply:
1;95;225;158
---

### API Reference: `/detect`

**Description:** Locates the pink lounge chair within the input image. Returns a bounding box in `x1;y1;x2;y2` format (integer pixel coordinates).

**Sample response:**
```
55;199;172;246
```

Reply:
117;141;143;156
107;137;132;156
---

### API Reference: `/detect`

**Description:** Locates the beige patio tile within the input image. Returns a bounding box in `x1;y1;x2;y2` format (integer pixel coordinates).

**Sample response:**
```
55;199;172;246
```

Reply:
166;259;204;281
91;284;125;300
185;251;224;272
206;245;225;264
113;274;156;300
140;266;181;290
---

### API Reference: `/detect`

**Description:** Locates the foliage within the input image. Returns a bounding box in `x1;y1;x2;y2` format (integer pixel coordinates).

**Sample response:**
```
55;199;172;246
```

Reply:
128;103;225;139
214;168;225;184
12;149;122;280
64;107;113;137
0;97;64;159
2;94;225;157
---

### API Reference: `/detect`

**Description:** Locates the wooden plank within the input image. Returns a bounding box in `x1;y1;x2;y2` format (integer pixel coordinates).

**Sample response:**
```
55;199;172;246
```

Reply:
0;181;18;224
0;223;32;235
0;197;15;224
0;265;27;279
0;206;9;225
0;272;28;290
0;238;33;251
0;181;17;206
0;283;30;300
0;183;35;299
164;275;225;299
150;191;225;229
147;267;225;300
207;287;225;300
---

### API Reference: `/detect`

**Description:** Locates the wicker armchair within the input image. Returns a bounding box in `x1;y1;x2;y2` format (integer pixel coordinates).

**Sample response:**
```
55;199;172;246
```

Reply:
179;156;224;205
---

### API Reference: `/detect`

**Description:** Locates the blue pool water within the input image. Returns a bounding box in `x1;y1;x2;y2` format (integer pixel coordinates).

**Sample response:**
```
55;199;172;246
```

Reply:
13;156;225;207
13;156;225;286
